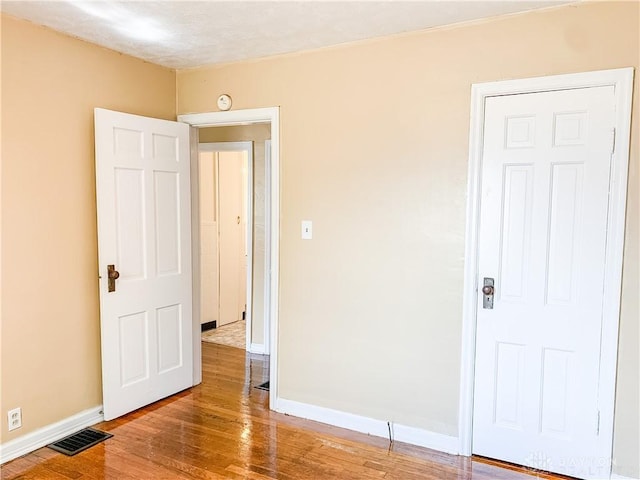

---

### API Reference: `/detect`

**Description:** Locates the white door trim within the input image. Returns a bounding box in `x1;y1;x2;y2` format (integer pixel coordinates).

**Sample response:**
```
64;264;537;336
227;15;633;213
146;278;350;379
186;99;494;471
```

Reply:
263;140;272;355
179;108;280;409
200;141;255;353
459;68;634;469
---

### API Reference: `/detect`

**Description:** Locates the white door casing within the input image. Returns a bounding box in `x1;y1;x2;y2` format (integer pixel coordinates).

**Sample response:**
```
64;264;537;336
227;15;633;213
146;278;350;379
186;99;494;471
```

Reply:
95;108;193;420
263;139;272;355
459;68;634;480
179;108;280;409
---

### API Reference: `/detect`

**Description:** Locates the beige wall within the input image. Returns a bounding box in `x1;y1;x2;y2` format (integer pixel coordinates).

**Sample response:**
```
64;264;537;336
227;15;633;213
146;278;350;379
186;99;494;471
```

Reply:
199;125;271;345
178;2;638;476
0;15;176;442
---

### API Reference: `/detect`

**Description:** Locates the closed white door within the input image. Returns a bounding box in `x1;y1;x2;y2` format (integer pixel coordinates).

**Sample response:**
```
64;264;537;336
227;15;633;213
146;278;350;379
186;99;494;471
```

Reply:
199;151;218;326
472;86;615;479
95;108;193;420
217;151;246;327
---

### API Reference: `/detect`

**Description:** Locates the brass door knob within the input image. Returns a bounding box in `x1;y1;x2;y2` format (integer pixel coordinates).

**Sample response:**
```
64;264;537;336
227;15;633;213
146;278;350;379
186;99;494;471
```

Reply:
107;264;120;292
482;285;494;296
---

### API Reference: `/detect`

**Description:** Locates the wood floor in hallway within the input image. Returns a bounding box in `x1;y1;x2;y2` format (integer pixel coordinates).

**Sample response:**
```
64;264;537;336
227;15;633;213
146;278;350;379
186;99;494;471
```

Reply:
1;342;573;479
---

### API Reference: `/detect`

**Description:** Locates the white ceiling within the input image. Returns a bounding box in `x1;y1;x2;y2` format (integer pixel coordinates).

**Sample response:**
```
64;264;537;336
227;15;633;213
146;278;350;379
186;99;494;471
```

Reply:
1;1;575;70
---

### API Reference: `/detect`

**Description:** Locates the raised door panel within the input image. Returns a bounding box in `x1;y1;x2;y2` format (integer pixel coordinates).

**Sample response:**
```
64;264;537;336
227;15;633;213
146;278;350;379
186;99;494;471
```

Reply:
114;168;146;281
154;171;181;276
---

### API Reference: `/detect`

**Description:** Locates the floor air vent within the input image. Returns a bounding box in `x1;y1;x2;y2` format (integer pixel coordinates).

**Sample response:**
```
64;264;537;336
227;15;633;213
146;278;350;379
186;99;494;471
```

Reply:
48;428;112;456
255;381;270;391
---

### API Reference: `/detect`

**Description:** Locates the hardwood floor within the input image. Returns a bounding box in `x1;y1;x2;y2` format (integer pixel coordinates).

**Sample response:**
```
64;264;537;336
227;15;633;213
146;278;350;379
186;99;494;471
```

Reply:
1;342;572;479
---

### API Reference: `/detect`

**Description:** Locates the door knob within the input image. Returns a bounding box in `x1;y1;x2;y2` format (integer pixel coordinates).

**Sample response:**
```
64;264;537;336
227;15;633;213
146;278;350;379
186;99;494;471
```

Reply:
482;285;494;295
482;277;495;309
107;264;120;292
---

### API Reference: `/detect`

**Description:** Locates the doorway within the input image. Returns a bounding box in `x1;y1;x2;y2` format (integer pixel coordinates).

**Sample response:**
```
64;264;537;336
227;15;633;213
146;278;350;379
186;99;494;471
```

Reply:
199;142;253;350
179;107;280;407
458;68;633;479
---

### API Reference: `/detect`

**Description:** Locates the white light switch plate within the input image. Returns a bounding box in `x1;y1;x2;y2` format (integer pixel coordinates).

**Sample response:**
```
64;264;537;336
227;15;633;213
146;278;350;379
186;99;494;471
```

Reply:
301;220;312;239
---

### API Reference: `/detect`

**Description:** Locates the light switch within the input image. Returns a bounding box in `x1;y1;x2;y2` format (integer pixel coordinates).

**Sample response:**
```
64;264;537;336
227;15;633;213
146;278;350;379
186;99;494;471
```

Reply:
301;220;312;240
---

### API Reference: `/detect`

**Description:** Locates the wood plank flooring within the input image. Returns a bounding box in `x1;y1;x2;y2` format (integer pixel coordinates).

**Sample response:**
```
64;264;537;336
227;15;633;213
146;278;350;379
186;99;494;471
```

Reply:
1;342;573;479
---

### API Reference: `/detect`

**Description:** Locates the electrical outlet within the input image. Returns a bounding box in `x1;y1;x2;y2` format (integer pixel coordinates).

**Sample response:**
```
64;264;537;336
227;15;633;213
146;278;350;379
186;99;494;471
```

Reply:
8;407;22;431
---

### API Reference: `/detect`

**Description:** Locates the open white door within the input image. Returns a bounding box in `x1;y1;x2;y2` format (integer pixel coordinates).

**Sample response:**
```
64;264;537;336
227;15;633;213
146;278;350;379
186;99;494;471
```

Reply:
95;108;193;420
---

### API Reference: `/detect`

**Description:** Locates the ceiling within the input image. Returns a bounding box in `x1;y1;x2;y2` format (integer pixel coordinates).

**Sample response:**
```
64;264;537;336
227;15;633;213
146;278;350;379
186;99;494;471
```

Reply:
1;1;575;70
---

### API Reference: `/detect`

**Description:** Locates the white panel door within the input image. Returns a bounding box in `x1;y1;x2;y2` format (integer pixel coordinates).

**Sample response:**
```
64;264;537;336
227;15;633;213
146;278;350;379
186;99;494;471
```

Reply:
217;151;246;327
199;151;218;325
472;87;615;479
95;108;193;420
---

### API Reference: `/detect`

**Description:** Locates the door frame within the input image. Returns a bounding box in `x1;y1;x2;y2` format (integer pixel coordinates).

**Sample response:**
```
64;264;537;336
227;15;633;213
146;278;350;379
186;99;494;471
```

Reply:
264;139;272;355
458;68;634;466
199;141;255;352
179;108;280;408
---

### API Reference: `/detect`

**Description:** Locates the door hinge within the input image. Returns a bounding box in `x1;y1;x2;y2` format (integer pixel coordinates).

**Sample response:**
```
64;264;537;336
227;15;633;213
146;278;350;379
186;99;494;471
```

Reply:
610;128;616;154
596;410;601;435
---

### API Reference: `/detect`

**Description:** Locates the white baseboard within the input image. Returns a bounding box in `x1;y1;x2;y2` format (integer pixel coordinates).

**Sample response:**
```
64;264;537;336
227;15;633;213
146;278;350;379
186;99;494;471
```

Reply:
611;474;639;480
275;397;459;454
0;406;104;464
249;343;266;354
